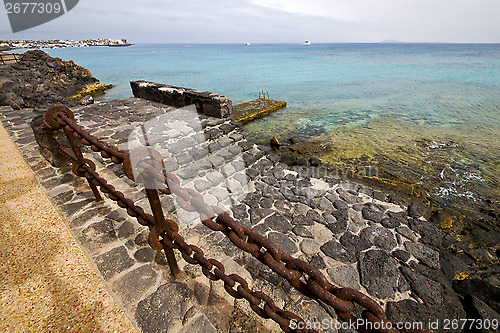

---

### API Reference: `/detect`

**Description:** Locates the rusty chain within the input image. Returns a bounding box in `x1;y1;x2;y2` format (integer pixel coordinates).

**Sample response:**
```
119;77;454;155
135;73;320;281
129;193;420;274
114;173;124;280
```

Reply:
45;106;314;333
44;106;431;333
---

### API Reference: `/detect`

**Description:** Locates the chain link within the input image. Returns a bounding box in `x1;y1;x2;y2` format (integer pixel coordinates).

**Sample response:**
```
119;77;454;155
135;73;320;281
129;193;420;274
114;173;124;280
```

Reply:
45;106;433;333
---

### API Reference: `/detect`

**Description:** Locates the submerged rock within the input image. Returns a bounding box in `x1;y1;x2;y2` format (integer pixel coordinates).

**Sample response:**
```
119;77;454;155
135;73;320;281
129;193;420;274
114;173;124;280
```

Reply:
270;136;281;149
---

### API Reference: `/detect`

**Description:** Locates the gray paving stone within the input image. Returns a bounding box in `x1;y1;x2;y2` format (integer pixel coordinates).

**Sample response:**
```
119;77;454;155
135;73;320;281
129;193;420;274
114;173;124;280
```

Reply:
117;220;136;239
359;250;399;299
179;314;218;333
300;239;321;255
263;212;293;233
360;225;397;252
315;197;334;212
404;242;440;269
292;225;314;239
339;231;371;254
310;254;326;269
135;282;197;333
324;211;348;234
400;266;442;307
333;200;349;210
327;265;361;289
134;247;156;263
79;219;117;250
111;264;157;304
268;232;299;255
362;203;385;223
95;246;135;280
321;240;356;263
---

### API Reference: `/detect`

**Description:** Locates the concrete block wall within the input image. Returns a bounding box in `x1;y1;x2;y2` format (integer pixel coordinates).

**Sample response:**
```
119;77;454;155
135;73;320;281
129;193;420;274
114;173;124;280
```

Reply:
130;80;232;118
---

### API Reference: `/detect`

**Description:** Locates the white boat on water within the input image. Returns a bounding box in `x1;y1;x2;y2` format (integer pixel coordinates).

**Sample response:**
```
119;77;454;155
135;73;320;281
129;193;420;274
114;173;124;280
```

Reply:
245;42;251;46
304;40;311;45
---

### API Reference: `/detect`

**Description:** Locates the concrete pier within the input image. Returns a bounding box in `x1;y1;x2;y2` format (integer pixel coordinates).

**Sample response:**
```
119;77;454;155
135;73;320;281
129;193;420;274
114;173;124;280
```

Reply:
232;98;287;124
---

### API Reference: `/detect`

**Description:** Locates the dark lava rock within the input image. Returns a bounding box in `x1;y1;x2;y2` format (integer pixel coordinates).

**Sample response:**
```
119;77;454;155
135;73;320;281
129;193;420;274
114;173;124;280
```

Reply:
324;212;348;234
359;250;399;299
461;296;500;333
453;279;500;313
268;232;298;254
400;265;442;307
308;157;321;167
135;282;196;333
387;299;439;332
310;254;326;269
94;246;135;280
408;260;439;282
339;231;371;254
404;242;440;269
362;203;385;223
360;225;397;252
292;225;314;238
80;95;94;105
0;77;23;109
387;210;408;223
263;212;293;233
270;137;281;149
407;218;442;248
333;200;349;210
372;190;386;201
321;240;356;263
407;202;425;218
380;217;401;229
0;50;109;110
391;249;411;263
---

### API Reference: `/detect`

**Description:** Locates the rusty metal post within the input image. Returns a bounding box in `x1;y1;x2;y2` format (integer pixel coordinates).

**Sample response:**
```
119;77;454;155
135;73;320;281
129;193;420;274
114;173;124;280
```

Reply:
145;187;180;277
64;131;104;202
126;146;180;278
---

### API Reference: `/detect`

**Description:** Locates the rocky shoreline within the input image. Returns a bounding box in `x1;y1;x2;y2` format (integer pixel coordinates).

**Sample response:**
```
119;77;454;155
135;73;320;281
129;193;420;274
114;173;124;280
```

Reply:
0;50;111;110
1;51;499;332
264;135;500;274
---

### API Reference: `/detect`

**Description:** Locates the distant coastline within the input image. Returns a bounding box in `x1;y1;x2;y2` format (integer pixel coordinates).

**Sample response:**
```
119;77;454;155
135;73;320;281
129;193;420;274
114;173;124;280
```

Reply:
0;38;132;50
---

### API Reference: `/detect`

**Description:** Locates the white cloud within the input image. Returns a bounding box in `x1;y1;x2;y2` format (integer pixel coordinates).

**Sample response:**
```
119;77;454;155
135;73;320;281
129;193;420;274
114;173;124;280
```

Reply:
1;0;499;42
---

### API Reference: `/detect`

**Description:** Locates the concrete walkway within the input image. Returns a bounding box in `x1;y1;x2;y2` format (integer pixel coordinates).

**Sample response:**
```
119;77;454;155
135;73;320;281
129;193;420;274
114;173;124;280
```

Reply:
0;122;137;333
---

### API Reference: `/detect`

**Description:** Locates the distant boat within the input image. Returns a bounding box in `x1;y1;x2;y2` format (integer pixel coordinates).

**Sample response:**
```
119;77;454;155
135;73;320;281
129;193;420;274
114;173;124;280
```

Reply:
304;40;311;45
245;42;251;46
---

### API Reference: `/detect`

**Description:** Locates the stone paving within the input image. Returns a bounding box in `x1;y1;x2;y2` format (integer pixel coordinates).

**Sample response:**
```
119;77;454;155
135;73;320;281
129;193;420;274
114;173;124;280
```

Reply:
0;98;461;332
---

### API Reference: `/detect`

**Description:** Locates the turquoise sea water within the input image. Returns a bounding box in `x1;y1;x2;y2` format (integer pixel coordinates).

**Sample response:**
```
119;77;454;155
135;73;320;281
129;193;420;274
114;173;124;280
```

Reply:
33;43;500;131
24;43;500;221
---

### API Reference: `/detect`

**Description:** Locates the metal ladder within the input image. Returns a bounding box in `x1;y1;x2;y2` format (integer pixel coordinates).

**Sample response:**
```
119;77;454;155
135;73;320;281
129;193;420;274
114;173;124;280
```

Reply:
258;90;270;100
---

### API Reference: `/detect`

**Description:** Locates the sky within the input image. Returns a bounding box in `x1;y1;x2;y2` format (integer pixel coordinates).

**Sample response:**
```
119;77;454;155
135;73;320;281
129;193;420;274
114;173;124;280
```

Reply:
1;0;499;43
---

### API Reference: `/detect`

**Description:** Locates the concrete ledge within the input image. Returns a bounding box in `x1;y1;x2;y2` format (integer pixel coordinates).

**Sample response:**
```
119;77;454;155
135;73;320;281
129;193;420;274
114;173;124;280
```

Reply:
130;80;232;118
